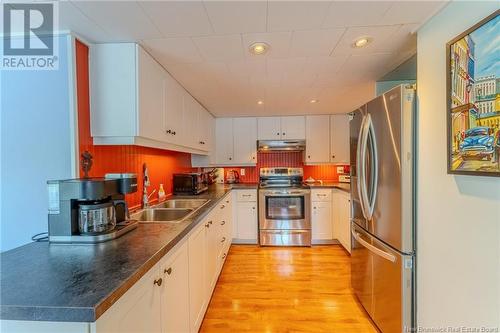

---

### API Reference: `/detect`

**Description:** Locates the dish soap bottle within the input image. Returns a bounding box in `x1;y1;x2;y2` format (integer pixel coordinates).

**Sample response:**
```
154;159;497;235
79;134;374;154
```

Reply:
158;184;166;202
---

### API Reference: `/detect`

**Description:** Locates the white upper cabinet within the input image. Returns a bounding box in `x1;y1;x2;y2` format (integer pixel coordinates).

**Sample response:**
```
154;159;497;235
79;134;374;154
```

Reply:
305;115;331;163
330;115;350;164
198;108;214;152
233;118;258;164
91;43;213;155
215;118;234;164
281;116;305;140
257;117;281;140
164;74;184;146
257;116;305;140
137;47;166;143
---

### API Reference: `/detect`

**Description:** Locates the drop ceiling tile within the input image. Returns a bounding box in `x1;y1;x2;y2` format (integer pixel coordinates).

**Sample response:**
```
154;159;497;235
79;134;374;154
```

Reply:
142;38;203;64
322;1;393;28
204;1;267;34
242;32;292;59
59;1;111;43
192;34;244;61
267;1;333;32
303;55;349;75
382;1;446;25
372;24;418;54
266;57;307;77
139;1;213;37
226;60;267;78
331;25;401;56
290;28;345;57
339;53;394;78
71;1;161;40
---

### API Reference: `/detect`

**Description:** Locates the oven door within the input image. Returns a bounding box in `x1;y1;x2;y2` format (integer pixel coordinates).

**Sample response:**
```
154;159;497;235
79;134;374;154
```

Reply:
258;189;311;230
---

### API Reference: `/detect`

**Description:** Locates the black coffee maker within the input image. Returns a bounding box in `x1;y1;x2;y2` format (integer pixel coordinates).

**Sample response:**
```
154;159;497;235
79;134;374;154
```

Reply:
47;174;137;243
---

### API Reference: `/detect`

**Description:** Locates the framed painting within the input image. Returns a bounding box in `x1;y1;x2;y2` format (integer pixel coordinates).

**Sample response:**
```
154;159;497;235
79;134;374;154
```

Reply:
447;10;500;177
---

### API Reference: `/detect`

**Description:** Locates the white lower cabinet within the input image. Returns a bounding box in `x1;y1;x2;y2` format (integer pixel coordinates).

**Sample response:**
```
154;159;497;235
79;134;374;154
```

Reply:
332;189;351;253
188;222;207;333
160;243;190;333
311;189;334;243
232;190;258;244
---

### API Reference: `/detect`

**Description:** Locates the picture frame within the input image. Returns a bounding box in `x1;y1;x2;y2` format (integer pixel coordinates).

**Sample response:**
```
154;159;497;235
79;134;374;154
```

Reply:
446;10;500;177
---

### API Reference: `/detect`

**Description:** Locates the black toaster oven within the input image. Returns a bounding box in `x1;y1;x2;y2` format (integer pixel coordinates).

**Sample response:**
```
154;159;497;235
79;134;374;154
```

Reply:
173;173;208;195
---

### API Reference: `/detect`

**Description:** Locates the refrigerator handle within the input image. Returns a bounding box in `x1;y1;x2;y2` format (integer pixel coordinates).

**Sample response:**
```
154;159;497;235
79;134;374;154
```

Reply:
351;229;396;263
357;115;370;220
365;115;379;220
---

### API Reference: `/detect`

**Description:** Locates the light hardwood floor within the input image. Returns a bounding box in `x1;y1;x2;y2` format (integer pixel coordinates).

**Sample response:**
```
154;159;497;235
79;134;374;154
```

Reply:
200;245;379;333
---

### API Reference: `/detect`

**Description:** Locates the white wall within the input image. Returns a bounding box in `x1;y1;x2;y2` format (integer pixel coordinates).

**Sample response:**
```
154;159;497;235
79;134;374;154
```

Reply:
0;35;76;252
417;1;500;329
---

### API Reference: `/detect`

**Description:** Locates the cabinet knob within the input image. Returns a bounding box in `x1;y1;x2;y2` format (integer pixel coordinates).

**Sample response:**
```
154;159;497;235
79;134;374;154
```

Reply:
282;132;285;136
252;206;256;210
164;267;172;275
308;155;311;159
313;206;317;209
166;129;171;134
226;200;230;204
332;154;336;159
252;156;255;160
222;253;227;259
229;157;232;160
154;278;163;286
221;237;226;243
221;220;226;225
172;131;176;135
277;132;280;136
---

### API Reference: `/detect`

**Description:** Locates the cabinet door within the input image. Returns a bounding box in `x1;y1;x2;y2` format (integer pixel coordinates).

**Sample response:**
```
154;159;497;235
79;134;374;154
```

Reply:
236;202;258;241
312;201;333;240
281;116;305;140
305;115;330;163
183;93;199;149
164;75;184;145
339;193;352;253
188;224;206;333
257;117;281;140
205;215;219;297
137;47;166;143
94;264;162;333
160;243;189;333
215;118;234;164
330;115;350;164
233;117;257;165
332;191;341;241
198;108;213;152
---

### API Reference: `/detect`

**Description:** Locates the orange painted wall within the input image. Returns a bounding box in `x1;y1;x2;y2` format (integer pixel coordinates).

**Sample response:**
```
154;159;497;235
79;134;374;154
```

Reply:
75;40;194;209
224;151;348;183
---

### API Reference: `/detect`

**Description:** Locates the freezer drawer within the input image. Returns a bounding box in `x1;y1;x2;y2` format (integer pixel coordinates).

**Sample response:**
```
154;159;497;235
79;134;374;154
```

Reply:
351;223;413;333
259;230;311;246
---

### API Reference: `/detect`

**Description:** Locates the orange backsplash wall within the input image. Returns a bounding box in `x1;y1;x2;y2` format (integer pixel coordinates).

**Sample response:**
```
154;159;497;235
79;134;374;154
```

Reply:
225;151;347;183
76;39;194;209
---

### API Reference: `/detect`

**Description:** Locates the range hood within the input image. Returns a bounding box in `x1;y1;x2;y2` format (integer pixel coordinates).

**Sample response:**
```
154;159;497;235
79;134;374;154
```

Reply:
257;140;306;152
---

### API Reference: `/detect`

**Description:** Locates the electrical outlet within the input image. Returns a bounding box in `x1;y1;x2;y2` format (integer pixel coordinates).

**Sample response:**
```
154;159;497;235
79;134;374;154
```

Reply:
336;166;344;174
240;168;246;176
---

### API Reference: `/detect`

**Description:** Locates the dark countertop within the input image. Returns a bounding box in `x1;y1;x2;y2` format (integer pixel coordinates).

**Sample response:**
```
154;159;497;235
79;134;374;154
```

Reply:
0;185;231;323
305;182;351;192
227;182;258;189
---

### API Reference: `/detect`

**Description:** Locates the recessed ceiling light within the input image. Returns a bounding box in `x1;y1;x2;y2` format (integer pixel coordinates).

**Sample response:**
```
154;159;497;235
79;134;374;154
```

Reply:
249;42;269;55
353;37;372;48
310;99;319;104
257;100;264;105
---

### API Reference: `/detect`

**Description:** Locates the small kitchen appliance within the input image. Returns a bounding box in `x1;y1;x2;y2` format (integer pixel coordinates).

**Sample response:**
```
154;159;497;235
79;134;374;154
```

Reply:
258;167;311;246
226;170;240;184
47;174;138;243
173;172;208;195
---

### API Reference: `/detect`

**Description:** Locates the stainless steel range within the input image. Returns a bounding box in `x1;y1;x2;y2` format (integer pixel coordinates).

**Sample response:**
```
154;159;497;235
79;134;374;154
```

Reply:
258;167;311;246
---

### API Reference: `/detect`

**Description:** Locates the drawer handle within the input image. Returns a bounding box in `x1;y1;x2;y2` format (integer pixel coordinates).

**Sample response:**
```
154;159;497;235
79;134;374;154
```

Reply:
226;200;230;203
317;194;327;197
164;267;172;275
154;278;163;287
208;220;213;225
222;253;227;259
220;204;225;209
242;194;252;197
221;220;226;225
205;223;210;228
221;237;226;243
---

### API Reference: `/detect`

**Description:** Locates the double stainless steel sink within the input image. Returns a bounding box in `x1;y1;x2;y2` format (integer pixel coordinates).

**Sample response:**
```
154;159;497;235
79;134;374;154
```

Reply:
131;199;209;223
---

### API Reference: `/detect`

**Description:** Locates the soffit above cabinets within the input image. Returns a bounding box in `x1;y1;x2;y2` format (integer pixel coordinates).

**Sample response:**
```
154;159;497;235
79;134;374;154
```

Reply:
61;0;448;117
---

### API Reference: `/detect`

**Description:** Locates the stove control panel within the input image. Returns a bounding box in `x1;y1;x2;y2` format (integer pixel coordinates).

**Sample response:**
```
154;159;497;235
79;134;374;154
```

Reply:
260;167;303;177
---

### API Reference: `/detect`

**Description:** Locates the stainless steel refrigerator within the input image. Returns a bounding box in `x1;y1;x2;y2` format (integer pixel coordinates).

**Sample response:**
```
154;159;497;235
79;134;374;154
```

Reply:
350;85;416;333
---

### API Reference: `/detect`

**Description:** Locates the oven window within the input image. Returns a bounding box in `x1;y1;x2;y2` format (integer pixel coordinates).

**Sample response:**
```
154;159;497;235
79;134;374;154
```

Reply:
265;196;305;220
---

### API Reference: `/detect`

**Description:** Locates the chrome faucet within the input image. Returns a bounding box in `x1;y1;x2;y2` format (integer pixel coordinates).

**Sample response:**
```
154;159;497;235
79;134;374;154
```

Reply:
142;163;156;209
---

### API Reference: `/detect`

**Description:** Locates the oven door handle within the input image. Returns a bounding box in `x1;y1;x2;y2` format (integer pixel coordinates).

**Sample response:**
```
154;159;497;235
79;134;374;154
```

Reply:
260;191;310;196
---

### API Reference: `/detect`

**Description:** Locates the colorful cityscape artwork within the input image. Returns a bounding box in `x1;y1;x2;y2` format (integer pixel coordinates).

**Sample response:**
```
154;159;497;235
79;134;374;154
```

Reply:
447;11;500;176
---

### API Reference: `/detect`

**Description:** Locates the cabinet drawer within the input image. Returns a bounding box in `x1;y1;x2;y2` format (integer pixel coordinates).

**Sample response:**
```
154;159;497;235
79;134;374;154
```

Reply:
311;189;332;202
236;190;257;202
